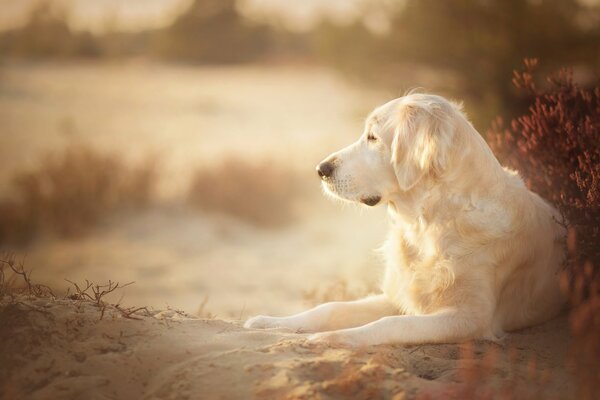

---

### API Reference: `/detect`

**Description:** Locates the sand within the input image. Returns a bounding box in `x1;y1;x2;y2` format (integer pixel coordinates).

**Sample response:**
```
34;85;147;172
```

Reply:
0;294;576;400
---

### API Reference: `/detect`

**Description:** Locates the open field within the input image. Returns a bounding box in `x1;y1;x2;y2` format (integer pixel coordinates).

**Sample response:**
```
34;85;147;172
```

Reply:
0;61;387;317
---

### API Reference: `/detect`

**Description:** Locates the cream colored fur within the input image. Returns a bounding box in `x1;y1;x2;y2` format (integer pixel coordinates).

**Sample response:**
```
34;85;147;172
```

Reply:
245;93;566;346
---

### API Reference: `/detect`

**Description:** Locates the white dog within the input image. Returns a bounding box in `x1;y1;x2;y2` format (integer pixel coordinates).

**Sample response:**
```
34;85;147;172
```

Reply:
245;93;566;346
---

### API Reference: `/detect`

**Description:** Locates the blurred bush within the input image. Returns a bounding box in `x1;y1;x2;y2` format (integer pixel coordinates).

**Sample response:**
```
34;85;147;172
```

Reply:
187;157;305;227
487;60;599;399
0;1;101;59
0;145;157;244
488;60;599;284
0;0;273;63
151;0;271;63
2;0;596;128
311;0;600;128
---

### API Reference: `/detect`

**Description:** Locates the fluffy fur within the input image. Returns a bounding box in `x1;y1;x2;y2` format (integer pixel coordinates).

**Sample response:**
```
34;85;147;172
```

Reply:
245;93;566;346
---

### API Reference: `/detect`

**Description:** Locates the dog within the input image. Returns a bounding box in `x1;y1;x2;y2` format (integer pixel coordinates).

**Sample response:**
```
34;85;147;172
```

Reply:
244;93;566;346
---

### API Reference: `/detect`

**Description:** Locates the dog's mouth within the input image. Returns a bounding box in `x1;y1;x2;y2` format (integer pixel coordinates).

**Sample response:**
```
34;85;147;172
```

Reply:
360;196;381;206
321;179;380;206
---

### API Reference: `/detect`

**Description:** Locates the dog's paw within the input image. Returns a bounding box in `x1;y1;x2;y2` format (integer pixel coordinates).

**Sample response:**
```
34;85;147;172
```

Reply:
244;315;284;330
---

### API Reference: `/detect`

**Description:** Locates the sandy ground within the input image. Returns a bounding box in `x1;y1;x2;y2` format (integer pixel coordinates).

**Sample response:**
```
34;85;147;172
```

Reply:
0;294;575;400
20;202;388;319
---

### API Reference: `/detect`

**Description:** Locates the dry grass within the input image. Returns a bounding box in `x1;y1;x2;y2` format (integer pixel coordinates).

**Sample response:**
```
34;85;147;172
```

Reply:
64;279;132;305
187;157;308;227
0;254;153;322
196;295;216;319
562;263;600;400
0;254;54;299
0;144;158;244
63;277;155;321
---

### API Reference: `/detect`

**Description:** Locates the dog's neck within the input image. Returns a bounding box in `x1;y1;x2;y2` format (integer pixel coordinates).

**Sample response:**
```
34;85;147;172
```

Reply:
386;185;434;227
386;163;509;228
386;121;515;228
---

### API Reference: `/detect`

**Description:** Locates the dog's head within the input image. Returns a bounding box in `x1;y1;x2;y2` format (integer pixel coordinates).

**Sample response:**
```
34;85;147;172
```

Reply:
317;93;461;206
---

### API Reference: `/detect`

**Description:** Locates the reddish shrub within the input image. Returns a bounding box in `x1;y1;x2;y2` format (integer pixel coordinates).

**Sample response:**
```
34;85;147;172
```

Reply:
487;59;599;399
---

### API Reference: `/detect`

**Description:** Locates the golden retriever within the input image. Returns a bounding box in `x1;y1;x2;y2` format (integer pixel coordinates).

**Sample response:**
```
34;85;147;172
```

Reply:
245;93;566;346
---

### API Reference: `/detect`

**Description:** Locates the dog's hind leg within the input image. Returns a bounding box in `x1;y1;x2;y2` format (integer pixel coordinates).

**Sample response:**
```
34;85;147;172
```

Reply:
244;294;397;332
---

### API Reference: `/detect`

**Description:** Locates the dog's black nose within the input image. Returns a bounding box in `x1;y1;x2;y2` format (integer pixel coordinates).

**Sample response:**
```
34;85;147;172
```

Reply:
316;162;334;179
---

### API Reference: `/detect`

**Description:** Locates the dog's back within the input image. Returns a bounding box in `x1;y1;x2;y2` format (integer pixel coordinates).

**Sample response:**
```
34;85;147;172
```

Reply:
493;190;566;333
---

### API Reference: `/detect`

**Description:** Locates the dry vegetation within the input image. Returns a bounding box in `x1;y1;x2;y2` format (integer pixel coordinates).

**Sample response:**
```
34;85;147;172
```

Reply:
0;255;54;299
196;295;216;319
0;254;153;321
0;254;158;397
488;59;599;399
0;143;310;247
0;144;158;245
188;157;308;227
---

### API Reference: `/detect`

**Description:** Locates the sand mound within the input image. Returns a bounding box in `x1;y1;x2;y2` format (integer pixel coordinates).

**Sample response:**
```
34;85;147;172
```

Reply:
0;295;575;399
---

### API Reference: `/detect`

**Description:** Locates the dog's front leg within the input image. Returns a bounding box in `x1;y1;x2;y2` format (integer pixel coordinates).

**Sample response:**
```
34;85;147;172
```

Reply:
308;309;488;346
244;294;397;332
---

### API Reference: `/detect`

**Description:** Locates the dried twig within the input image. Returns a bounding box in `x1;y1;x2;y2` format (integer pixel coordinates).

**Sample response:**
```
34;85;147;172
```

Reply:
0;255;55;297
115;305;151;320
64;279;134;306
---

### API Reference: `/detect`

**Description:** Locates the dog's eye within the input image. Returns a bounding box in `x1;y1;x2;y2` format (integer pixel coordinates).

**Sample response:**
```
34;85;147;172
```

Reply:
367;133;377;142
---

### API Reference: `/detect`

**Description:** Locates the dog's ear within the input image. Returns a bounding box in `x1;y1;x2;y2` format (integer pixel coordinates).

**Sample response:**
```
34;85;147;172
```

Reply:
391;105;451;191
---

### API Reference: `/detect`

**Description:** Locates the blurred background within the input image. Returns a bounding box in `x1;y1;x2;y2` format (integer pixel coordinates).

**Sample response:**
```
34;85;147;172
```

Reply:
0;0;598;318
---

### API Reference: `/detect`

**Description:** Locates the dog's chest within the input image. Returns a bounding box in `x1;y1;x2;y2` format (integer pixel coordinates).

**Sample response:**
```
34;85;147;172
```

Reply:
381;228;452;314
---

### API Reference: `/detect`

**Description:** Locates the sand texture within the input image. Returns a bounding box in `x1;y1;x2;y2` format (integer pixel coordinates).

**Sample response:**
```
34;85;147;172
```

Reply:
0;294;575;400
